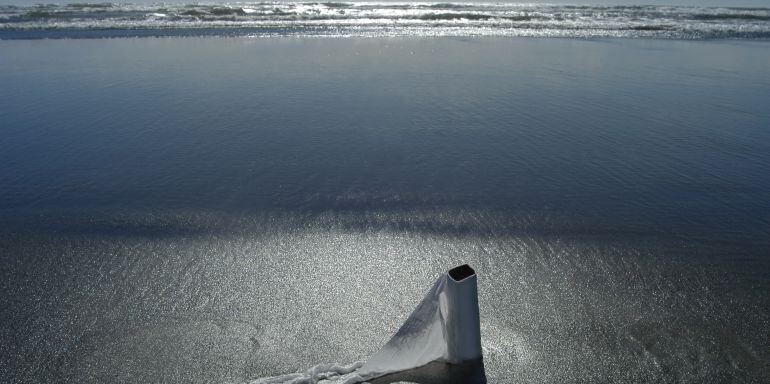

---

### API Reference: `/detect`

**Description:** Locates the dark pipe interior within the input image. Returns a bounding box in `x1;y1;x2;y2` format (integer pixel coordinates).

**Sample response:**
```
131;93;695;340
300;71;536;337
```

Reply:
448;264;475;282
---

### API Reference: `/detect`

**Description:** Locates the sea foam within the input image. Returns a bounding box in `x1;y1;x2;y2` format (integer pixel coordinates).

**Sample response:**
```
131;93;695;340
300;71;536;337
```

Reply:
248;362;366;384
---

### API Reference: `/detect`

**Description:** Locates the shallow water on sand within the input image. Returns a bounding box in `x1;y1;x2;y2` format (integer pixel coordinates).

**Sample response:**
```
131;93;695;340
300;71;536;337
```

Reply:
1;37;769;383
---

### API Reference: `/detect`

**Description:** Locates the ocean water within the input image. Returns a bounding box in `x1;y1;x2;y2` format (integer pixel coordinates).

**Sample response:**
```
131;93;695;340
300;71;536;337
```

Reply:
1;20;770;384
2;2;770;39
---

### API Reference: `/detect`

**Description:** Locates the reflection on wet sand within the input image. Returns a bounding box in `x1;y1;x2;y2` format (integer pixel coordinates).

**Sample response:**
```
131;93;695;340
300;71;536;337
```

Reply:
370;359;486;384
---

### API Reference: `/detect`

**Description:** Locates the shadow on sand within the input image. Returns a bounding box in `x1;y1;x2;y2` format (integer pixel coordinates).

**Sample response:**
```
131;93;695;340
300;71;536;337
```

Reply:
369;359;486;384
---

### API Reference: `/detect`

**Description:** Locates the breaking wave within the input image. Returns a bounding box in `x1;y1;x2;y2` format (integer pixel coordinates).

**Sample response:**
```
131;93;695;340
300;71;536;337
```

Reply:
1;2;769;39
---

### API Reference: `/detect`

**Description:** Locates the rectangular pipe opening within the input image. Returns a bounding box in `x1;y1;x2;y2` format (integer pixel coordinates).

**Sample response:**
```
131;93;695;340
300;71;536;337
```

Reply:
448;264;475;282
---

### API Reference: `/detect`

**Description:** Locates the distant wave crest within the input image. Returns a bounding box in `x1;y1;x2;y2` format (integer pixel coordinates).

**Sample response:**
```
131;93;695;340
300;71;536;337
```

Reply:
1;2;769;39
